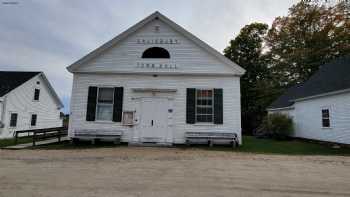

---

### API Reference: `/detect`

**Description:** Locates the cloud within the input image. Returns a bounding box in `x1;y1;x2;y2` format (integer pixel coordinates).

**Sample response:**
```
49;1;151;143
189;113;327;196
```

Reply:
0;0;296;113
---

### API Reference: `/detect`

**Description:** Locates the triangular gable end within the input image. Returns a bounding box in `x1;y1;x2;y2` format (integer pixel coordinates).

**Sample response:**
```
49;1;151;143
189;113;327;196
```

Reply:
67;11;245;76
38;73;64;109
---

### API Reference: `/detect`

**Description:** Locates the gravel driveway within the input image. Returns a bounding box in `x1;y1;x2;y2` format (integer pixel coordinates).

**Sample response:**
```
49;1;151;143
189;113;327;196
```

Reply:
1;147;350;197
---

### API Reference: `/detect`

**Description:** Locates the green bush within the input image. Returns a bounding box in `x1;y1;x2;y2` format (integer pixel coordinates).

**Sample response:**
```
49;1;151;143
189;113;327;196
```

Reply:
264;113;294;140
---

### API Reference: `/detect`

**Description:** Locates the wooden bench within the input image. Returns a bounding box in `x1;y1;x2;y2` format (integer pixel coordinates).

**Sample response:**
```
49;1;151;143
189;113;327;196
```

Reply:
73;130;123;144
185;132;239;148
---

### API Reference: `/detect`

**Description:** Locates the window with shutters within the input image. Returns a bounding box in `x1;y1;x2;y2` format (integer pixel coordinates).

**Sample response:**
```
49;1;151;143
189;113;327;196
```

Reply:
321;108;331;128
96;88;114;121
34;89;40;101
30;114;37;126
196;89;214;122
9;113;18;127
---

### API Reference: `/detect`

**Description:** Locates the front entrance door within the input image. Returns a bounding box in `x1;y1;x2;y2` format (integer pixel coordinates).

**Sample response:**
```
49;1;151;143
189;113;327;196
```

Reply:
139;98;169;143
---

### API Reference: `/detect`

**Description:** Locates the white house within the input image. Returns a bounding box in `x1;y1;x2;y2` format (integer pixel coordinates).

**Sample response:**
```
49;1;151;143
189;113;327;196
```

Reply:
267;56;350;144
0;71;64;138
67;11;245;145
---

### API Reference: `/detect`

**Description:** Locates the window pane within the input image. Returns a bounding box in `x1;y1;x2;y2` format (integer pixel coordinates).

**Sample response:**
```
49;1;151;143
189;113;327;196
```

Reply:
196;89;213;123
197;99;203;105
34;89;40;101
98;88;114;103
322;118;330;127
31;114;37;126
96;104;113;121
196;107;212;114
322;109;329;118
197;90;213;98
196;115;213;122
10;113;18;127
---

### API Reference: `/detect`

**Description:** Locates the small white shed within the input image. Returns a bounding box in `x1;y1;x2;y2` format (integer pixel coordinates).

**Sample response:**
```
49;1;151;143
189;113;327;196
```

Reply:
67;11;245;145
268;56;350;144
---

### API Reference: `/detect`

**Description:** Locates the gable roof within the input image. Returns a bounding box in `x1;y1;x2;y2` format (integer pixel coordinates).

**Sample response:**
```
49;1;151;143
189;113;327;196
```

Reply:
268;56;350;110
67;11;245;75
0;71;64;108
0;71;40;97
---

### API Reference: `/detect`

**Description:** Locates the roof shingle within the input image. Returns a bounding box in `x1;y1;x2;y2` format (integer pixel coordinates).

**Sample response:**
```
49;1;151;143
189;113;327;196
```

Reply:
268;56;350;109
0;71;40;97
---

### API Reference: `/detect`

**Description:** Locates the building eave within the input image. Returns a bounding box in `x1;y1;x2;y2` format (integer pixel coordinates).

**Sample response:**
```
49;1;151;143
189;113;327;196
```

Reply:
66;11;245;76
292;88;350;103
71;70;241;77
266;106;295;112
39;73;64;109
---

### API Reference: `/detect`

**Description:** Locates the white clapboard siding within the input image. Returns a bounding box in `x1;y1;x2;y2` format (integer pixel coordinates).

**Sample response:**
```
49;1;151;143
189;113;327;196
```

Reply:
270;92;350;144
77;19;238;75
293;92;350;144
69;74;242;144
0;75;63;138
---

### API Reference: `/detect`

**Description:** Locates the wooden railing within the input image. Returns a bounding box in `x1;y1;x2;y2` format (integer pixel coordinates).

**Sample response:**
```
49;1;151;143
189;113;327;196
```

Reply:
14;127;67;146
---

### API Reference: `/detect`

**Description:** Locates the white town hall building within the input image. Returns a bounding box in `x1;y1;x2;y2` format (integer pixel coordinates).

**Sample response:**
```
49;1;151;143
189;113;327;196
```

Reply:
67;12;245;145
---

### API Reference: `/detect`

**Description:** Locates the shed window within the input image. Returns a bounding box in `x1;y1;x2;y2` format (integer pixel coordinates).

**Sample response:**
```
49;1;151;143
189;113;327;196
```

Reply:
96;88;114;121
142;47;170;58
34;89;40;101
31;114;37;126
10;113;18;127
196;89;214;122
322;109;330;128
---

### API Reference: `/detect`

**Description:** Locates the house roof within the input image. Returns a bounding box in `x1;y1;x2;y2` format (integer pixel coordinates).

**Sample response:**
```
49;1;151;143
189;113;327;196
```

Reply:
67;11;245;75
268;56;350;110
0;71;40;97
0;71;64;108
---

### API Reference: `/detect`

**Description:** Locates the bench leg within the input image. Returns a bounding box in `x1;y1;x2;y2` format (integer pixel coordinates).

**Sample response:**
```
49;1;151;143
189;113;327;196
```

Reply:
232;140;237;148
72;138;79;145
113;138;121;145
186;140;190;146
91;139;96;145
209;140;214;147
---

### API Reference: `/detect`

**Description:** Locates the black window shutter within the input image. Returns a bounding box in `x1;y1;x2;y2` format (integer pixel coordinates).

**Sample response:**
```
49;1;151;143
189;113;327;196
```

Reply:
214;89;223;124
186;88;196;124
86;86;98;121
113;87;123;122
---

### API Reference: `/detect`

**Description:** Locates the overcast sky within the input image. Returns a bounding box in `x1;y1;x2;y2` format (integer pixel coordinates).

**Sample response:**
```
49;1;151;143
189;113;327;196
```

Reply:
0;0;297;113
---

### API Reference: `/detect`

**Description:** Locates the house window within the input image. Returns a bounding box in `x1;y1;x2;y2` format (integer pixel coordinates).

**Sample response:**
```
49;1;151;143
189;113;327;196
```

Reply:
10;113;18;127
31;114;37;126
322;109;330;128
96;88;114;121
196;89;214;122
34;89;40;101
142;47;170;58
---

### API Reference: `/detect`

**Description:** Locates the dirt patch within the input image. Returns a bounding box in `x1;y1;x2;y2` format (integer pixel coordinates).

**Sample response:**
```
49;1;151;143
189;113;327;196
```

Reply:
1;147;350;197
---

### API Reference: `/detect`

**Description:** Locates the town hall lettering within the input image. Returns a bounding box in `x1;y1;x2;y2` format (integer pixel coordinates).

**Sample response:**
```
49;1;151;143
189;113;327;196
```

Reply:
136;62;178;69
136;38;180;45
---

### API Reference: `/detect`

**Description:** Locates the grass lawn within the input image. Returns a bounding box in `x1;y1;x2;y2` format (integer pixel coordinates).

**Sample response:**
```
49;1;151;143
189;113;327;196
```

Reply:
3;135;350;156
0;137;33;148
235;136;350;156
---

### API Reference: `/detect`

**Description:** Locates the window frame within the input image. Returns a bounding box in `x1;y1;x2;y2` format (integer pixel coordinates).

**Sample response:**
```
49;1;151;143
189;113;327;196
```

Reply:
30;114;37;127
321;108;331;128
33;88;40;101
195;89;214;123
95;87;115;122
9;113;18;128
